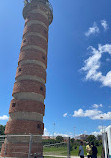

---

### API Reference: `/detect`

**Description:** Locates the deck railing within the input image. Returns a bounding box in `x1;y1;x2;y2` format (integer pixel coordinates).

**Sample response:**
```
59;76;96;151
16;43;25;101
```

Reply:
24;0;53;14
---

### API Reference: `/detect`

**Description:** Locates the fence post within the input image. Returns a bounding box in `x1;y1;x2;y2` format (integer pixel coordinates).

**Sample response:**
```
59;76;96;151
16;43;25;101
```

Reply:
28;134;33;158
4;135;8;158
67;137;70;158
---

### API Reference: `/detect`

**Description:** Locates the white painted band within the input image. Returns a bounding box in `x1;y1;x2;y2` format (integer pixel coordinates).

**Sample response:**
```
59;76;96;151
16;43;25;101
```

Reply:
9;112;43;122
24;32;47;41
13;92;44;103
21;45;47;55
19;60;46;70
16;75;45;84
30;9;48;19
26;20;48;30
5;135;42;143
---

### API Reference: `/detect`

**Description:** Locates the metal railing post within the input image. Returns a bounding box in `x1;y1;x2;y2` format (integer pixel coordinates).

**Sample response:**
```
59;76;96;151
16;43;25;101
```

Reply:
4;135;8;158
67;137;70;158
28;134;32;158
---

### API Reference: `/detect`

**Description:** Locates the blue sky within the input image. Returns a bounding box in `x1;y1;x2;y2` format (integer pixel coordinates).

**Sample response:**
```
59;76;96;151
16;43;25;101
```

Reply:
1;0;111;137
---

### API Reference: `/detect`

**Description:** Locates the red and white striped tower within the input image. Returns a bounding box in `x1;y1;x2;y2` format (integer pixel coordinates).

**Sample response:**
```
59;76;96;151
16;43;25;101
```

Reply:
1;0;53;157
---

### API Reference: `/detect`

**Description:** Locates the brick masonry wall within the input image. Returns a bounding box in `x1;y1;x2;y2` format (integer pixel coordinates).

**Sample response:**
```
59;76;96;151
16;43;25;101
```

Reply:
25;12;49;27
1;1;53;157
12;80;46;98
21;35;48;51
9;99;45;115
1;142;43;157
5;120;44;134
16;64;46;82
23;24;48;40
19;50;47;67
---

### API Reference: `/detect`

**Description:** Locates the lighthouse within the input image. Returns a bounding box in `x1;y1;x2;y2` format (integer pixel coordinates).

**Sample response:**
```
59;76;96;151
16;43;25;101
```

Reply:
1;0;53;157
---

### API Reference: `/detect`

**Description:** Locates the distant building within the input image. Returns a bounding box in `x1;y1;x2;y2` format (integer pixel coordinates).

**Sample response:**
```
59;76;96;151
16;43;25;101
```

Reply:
42;136;51;139
75;134;89;140
79;134;89;140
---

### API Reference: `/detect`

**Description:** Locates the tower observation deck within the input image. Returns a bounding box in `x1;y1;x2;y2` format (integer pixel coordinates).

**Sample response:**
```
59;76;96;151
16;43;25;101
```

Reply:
1;0;53;157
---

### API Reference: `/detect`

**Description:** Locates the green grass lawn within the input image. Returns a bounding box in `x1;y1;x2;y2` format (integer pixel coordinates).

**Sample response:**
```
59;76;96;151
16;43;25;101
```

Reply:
44;157;64;158
44;146;67;156
44;145;102;157
71;146;102;156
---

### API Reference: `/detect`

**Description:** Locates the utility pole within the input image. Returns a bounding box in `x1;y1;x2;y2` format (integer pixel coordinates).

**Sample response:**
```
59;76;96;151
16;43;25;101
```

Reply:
74;127;76;139
100;116;104;134
53;123;55;138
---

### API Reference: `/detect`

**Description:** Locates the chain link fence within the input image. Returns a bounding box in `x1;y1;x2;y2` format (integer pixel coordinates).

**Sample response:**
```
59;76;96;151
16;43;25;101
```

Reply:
0;135;70;158
43;136;70;158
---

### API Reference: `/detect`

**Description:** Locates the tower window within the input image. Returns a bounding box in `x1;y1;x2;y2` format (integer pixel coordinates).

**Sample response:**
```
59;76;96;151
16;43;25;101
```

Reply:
44;30;47;34
40;87;44;91
23;39;26;43
42;56;45;60
18;68;22;72
12;103;16;107
37;124;41;129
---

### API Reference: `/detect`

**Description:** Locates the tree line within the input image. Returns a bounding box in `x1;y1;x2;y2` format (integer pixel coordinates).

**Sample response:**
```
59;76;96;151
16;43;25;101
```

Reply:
0;125;5;135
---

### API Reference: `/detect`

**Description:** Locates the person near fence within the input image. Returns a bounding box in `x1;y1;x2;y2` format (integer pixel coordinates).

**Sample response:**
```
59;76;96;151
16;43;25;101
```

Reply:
78;141;84;158
91;142;98;158
34;153;37;158
86;142;92;158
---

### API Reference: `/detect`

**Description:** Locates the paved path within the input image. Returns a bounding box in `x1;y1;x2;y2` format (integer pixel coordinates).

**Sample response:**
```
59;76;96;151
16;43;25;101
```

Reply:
44;155;82;158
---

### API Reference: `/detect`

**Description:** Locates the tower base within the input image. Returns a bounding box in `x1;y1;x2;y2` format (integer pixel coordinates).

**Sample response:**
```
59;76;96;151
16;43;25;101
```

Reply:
0;157;44;158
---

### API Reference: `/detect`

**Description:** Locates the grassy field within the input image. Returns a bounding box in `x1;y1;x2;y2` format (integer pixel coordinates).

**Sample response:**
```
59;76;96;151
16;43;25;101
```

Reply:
44;157;64;158
70;146;102;156
44;146;67;156
44;145;102;157
44;157;66;158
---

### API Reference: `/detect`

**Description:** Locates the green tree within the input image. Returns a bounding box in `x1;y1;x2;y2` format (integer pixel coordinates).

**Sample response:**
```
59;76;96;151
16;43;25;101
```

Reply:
71;138;75;144
56;136;64;143
86;135;96;144
0;125;5;135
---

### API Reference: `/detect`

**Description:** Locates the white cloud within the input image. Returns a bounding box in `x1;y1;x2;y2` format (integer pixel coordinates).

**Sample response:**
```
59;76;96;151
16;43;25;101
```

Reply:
92;104;103;108
101;20;109;31
81;44;111;88
91;131;101;137
43;128;73;137
0;115;9;121
98;125;106;130
44;128;50;136
92;112;111;120
73;108;111;120
73;109;84;117
63;113;68;117
90;125;107;136
85;22;99;37
73;109;101;118
54;132;72;137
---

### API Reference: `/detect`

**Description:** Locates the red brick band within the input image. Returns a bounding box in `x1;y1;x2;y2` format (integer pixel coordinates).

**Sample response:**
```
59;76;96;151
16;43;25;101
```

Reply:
25;13;49;27
1;142;43;157
16;64;46;82
23;24;48;40
12;80;45;98
5;120;44;135
21;36;48;52
18;50;47;67
9;99;45;115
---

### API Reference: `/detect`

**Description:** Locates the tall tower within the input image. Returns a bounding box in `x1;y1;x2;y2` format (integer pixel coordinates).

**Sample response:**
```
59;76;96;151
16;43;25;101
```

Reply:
1;0;53;157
